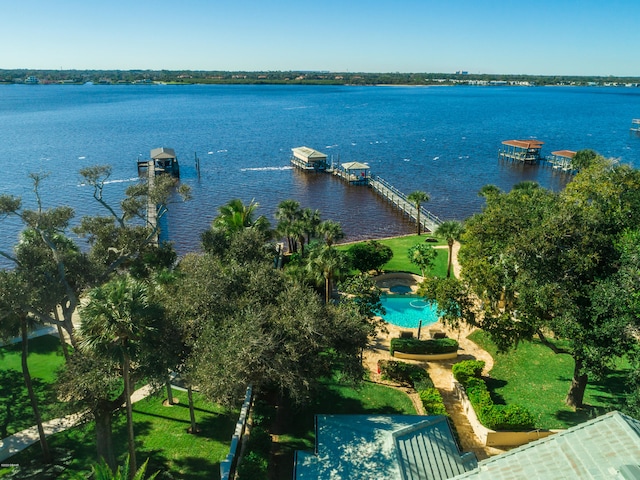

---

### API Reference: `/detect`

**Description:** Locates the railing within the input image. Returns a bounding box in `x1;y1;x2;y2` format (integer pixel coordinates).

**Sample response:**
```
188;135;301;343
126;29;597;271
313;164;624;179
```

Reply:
220;385;254;480
370;175;441;232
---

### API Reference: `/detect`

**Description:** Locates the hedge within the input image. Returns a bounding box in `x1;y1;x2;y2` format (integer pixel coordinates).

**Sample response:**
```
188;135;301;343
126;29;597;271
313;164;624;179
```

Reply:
377;359;448;417
452;359;485;384
390;337;459;356
378;359;429;386
454;360;535;431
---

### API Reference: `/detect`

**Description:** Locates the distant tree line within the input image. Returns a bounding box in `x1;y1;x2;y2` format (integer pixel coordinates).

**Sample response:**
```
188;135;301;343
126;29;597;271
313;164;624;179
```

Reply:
1;69;639;87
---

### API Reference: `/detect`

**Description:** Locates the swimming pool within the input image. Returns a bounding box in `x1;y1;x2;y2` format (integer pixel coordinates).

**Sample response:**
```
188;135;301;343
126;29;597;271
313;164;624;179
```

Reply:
378;295;439;329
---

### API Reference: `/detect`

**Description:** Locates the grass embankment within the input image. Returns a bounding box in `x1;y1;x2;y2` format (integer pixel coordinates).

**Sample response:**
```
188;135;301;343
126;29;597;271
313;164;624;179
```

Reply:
338;234;450;277
468;330;631;430
0;335;68;436
271;374;416;480
4;388;238;479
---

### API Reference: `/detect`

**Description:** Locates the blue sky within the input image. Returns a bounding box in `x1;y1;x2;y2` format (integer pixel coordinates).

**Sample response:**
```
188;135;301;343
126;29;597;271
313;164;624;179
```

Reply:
3;0;639;76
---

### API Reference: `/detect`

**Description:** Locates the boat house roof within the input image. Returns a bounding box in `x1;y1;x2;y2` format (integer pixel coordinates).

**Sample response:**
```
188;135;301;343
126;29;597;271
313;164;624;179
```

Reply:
151;147;177;160
292;146;328;162
341;161;370;170
551;150;577;159
501;140;544;149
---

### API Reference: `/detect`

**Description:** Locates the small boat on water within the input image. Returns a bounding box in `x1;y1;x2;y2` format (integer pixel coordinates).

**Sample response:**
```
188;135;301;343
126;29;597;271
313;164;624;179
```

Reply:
631;119;640;135
137;147;180;178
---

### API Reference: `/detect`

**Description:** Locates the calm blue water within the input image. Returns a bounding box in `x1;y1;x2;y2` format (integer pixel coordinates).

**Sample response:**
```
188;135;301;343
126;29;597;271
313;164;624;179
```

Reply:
379;295;439;329
2;84;640;263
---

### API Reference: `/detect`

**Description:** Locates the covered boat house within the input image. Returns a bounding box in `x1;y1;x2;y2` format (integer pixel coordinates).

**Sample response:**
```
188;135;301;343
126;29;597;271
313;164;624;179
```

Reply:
290;146;328;171
334;161;371;185
548;150;576;171
138;147;180;177
498;140;544;164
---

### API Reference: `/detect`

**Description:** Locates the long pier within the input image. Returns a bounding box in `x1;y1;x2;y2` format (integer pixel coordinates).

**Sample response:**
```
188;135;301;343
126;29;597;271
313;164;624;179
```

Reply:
290;147;441;233
369;175;441;232
144;160;159;246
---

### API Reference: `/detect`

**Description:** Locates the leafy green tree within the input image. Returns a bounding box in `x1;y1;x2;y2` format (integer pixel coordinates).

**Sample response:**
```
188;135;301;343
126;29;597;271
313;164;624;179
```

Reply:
347;240;393;274
338;273;387;337
407;190;430;235
434;220;464;278
79;275;163;474
407;243;437;277
0;270;52;463
458;158;640;408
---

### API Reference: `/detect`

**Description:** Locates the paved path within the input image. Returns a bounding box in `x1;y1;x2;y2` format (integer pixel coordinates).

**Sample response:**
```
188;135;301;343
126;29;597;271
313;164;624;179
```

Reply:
0;385;156;462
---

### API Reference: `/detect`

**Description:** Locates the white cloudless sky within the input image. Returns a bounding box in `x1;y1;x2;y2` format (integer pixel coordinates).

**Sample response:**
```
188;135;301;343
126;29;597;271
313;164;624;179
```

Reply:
2;0;639;75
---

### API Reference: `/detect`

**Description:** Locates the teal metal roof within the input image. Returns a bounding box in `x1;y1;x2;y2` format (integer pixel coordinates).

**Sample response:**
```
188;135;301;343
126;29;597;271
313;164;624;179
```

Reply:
295;415;476;480
452;411;640;480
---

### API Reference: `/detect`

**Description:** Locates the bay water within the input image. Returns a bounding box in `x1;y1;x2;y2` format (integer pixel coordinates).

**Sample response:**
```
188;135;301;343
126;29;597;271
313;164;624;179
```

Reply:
2;84;640;263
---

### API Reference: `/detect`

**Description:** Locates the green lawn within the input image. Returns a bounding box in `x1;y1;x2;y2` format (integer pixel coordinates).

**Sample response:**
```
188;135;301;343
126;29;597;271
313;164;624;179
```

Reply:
339;234;450;277
272;375;416;479
3;388;239;479
468;330;632;429
0;335;69;437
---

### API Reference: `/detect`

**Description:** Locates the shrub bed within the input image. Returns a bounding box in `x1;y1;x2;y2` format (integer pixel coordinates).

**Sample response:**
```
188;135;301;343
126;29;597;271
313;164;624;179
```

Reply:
453;360;535;431
237;400;274;480
390;337;459;356
377;359;447;416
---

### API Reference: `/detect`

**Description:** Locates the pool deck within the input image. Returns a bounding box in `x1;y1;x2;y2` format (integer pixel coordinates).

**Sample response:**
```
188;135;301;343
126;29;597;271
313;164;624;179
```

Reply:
375;272;423;295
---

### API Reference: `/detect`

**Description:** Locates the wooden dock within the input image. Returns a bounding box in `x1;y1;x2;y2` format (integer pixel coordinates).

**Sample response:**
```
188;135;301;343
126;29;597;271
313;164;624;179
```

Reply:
498;139;544;164
290;146;441;233
544;150;576;172
144;160;159;246
369;176;441;233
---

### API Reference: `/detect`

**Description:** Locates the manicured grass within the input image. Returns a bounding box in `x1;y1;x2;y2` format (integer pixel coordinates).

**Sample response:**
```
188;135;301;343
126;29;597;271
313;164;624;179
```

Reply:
4;388;238;479
1;335;68;383
272;375;416;479
0;335;69;436
468;330;632;429
339;234;450;277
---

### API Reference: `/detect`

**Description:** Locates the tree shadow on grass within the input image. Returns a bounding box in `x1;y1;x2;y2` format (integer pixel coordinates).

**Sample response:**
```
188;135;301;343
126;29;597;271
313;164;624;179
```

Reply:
483;377;508;405
172;456;221;480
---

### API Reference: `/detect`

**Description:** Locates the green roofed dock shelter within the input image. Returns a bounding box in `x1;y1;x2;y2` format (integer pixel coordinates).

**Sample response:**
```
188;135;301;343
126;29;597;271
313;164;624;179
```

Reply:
291;146;328;171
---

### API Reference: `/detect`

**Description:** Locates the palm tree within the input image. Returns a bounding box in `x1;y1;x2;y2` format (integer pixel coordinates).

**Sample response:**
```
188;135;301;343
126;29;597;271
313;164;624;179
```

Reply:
435;220;465;278
318;220;344;247
275;199;302;253
80;276;159;476
212;198;270;237
407;190;430;235
308;246;347;303
301;208;322;245
91;455;158;480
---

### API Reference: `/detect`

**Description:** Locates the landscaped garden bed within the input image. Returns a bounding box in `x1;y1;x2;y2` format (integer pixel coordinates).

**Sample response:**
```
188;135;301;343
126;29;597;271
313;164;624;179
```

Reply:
390;337;459;361
452;360;558;447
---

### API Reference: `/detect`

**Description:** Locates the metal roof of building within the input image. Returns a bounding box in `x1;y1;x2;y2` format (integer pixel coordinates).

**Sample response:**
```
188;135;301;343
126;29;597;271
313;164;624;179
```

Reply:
452;411;640;480
292;146;328;161
501;140;544;149
295;415;476;480
551;150;577;158
341;161;370;170
151;147;176;159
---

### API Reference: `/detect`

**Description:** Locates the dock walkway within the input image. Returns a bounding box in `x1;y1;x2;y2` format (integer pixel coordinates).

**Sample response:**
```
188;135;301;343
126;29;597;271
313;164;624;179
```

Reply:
290;146;441;233
369;176;441;233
